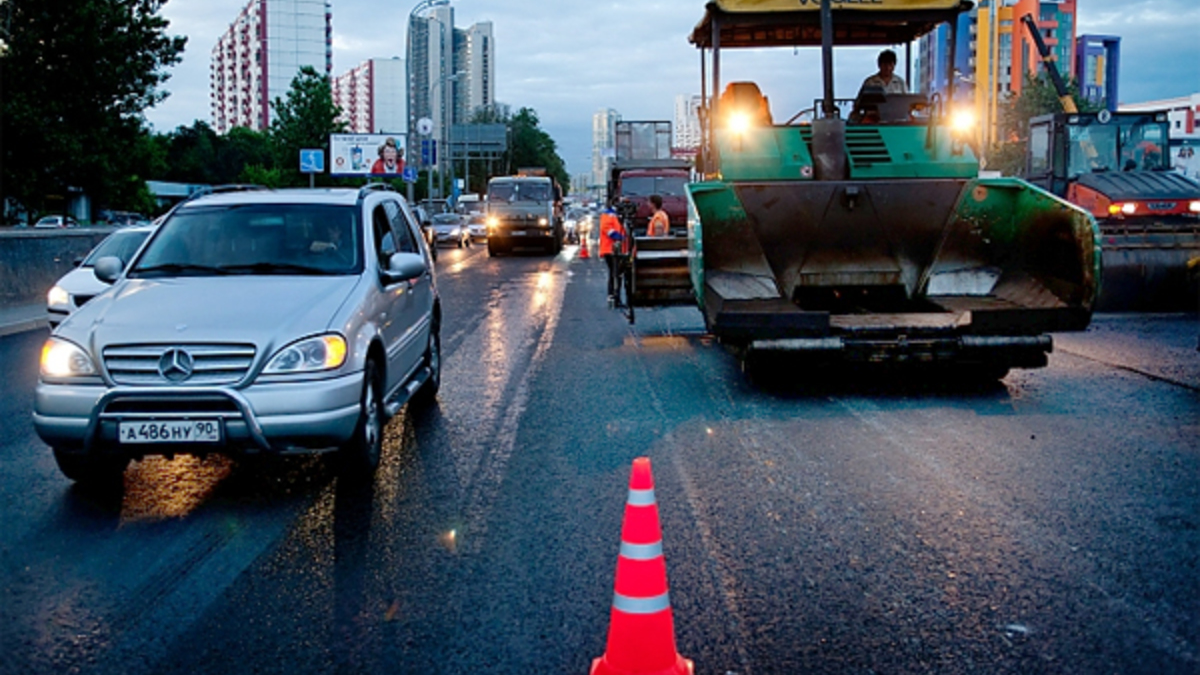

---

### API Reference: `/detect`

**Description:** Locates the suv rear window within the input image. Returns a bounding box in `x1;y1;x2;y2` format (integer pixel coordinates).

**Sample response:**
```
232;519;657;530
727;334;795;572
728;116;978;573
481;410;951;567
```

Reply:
131;204;360;277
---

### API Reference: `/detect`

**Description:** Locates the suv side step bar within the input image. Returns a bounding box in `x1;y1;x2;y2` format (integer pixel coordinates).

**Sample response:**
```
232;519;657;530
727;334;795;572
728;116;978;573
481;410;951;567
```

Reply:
384;365;433;418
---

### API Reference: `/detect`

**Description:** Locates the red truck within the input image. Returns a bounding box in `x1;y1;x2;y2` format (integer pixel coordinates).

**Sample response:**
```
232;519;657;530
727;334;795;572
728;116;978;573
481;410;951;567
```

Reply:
607;121;691;236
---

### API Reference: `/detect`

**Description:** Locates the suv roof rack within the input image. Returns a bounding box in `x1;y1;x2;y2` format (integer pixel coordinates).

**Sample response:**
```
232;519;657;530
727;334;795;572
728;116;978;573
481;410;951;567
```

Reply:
155;184;270;221
357;182;398;209
183;184;270;205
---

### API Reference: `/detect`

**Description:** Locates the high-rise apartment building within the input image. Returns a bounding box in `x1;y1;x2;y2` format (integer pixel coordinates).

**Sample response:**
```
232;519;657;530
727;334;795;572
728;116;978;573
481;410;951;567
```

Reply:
592;108;621;191
407;8;496;157
1076;34;1120;111
333;58;407;134
461;22;495;123
674;95;703;151
210;0;333;133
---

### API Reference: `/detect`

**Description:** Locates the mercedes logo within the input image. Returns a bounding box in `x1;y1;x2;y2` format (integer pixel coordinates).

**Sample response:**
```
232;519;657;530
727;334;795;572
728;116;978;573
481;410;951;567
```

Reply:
158;348;195;382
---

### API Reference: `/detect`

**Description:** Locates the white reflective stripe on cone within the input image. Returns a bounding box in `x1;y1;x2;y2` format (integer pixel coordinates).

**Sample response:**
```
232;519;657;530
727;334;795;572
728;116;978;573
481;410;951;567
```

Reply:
626;488;656;506
612;591;671;615
619;540;663;560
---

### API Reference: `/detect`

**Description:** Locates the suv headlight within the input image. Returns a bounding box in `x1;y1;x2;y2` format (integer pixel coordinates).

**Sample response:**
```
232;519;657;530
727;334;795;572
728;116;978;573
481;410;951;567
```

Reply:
264;334;347;374
538;217;549;226
41;338;97;378
48;286;69;309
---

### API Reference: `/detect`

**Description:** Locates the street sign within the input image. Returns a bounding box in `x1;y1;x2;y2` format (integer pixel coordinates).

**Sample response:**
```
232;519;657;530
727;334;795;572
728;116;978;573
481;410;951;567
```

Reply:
402;166;418;183
299;149;324;173
420;139;437;167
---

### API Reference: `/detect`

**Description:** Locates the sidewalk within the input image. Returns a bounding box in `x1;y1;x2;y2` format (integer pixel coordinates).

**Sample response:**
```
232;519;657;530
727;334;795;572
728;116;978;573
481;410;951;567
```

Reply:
0;302;48;337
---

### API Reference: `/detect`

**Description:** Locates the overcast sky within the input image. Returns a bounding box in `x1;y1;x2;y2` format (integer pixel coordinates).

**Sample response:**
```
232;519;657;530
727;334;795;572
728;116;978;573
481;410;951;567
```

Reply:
148;0;1200;178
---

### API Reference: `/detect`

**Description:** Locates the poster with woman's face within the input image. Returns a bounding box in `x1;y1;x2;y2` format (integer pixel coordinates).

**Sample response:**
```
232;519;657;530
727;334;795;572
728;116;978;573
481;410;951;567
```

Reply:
330;134;407;177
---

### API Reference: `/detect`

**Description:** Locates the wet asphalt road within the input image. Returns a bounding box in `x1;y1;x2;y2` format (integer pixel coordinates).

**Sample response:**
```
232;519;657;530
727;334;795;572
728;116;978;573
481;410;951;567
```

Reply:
1;240;1198;674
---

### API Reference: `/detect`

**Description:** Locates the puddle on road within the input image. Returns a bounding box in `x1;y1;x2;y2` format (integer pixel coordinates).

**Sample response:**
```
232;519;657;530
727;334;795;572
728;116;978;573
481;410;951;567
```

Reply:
119;455;233;524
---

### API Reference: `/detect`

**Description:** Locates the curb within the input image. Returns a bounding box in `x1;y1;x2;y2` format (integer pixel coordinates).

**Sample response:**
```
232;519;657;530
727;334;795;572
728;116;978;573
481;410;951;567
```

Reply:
0;317;48;338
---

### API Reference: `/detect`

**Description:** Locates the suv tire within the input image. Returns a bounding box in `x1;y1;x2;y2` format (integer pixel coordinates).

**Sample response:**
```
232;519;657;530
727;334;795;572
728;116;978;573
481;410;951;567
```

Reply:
53;447;129;484
341;358;384;476
412;321;441;406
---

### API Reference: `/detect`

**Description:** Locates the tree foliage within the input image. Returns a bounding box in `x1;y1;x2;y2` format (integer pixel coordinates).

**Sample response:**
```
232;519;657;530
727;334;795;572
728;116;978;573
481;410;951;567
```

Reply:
986;72;1099;176
153;122;274;186
507;108;569;190
270;66;346;186
1;0;185;218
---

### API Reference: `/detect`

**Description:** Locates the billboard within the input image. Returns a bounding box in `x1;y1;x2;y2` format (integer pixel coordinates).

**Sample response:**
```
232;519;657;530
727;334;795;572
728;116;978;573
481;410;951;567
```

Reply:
329;134;407;177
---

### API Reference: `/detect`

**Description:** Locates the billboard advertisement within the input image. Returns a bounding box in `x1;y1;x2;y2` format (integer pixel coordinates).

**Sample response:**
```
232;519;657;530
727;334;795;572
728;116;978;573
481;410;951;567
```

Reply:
329;134;407;177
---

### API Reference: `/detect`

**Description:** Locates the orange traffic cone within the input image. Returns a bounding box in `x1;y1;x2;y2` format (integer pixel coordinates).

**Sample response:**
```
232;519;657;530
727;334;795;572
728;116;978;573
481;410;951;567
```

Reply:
579;235;591;259
591;458;693;675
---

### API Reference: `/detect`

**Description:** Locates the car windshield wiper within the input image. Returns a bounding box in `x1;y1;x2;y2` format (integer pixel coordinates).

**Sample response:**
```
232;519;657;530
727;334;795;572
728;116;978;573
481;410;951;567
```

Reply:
132;263;231;277
216;262;340;275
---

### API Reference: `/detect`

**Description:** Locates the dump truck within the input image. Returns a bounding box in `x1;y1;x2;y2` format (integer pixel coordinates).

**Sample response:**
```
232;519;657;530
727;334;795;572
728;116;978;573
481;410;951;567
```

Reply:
1019;14;1200;311
608;121;691;237
634;0;1099;378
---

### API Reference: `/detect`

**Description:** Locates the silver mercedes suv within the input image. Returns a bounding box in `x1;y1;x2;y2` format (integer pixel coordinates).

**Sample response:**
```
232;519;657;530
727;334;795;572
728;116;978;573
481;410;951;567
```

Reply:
33;184;441;483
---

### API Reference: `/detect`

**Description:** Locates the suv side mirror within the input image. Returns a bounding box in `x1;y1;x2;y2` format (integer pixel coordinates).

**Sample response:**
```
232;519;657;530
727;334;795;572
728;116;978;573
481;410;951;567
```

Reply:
93;256;124;284
384;252;426;283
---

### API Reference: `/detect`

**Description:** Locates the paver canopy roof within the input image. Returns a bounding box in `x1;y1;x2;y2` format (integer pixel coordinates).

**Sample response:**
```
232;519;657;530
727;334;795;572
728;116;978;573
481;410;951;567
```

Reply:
691;0;971;48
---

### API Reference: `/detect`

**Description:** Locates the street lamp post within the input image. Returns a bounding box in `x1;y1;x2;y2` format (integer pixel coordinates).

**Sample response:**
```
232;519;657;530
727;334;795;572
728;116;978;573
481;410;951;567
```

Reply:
406;0;449;205
426;71;462;202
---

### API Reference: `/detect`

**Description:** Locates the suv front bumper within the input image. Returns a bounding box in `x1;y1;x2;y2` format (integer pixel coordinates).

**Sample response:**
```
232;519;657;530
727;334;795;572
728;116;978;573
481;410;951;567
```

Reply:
33;372;363;456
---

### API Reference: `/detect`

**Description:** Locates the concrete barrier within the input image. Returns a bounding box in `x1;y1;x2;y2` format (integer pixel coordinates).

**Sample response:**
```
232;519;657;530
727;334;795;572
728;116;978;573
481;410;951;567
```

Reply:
0;229;116;306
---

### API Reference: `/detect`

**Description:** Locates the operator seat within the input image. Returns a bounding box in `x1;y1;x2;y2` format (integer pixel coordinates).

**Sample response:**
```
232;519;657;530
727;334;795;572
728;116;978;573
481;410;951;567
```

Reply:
719;82;773;127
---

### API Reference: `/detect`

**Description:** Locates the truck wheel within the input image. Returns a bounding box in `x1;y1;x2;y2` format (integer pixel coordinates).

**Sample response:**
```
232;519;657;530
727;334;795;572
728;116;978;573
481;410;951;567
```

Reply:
53;447;129;484
412;320;441;407
340;359;383;477
487;241;500;257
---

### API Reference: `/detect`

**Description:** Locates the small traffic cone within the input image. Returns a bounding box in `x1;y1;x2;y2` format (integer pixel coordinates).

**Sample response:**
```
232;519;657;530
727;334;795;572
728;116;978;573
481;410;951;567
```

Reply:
591;458;693;675
579;236;591;259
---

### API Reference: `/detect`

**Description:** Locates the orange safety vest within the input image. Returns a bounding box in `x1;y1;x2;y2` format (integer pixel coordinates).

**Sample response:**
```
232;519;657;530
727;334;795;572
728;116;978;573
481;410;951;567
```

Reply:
647;210;670;237
599;212;626;256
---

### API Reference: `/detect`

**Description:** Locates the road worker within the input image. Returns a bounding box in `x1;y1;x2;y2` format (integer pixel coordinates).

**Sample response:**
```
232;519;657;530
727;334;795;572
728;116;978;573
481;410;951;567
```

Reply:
599;207;627;302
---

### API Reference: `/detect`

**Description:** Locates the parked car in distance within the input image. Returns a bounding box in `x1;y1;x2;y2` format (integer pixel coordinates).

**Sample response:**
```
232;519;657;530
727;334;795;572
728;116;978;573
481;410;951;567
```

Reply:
34;215;79;228
431;213;470;248
33;184;442;484
47;224;155;328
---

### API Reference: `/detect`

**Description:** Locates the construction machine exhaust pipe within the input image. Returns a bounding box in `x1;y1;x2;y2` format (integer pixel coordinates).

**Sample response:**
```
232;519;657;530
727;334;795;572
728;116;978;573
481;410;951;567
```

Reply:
812;0;848;182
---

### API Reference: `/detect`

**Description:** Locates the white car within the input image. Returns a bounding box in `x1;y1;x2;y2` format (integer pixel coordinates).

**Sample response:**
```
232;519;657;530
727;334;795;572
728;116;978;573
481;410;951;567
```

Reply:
47;225;155;328
34;215;79;228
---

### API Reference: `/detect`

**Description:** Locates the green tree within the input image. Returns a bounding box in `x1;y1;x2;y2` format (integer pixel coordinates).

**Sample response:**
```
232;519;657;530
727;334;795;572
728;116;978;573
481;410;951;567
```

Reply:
270;65;346;186
1;0;185;219
150;122;275;186
987;72;1099;176
507;108;569;190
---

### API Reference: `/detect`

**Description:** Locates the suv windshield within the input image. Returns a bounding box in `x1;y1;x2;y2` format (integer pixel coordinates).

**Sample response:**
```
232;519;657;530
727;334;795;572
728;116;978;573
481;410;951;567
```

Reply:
84;229;152;267
131;204;360;277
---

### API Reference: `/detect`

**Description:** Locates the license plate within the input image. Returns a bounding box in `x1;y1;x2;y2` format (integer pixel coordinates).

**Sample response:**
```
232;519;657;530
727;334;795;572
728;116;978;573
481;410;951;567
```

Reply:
119;420;222;444
510;230;526;236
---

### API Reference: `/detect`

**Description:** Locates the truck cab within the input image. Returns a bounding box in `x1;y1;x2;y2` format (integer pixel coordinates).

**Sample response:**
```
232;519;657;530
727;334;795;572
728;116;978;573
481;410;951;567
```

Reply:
484;176;563;256
614;167;690;237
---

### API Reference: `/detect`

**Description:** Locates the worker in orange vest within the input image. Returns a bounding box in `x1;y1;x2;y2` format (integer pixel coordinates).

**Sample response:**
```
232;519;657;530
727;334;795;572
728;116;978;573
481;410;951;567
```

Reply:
646;194;670;237
599;207;627;302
